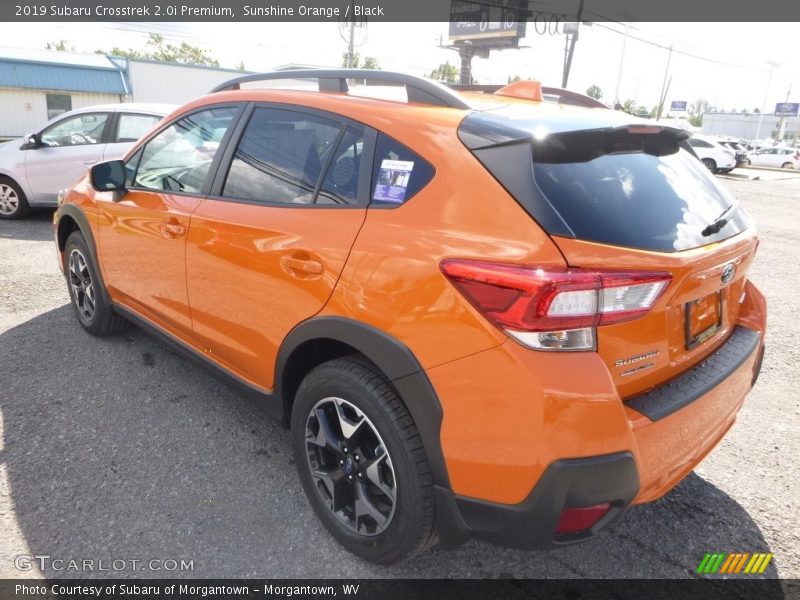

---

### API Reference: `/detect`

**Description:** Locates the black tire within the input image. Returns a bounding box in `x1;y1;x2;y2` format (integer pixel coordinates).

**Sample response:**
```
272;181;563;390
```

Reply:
701;158;718;173
744;158;751;166
64;231;129;336
781;162;794;170
291;356;437;564
0;177;31;219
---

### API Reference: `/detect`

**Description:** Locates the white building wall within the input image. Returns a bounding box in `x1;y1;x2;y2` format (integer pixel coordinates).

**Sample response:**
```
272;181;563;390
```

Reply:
127;60;242;104
0;88;120;138
702;113;799;140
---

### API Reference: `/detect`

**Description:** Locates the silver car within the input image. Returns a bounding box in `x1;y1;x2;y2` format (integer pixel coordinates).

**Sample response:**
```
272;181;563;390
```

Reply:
0;103;175;219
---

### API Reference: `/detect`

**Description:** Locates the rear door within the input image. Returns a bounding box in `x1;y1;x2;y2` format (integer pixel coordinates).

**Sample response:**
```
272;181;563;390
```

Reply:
103;112;164;161
25;111;111;204
185;105;372;390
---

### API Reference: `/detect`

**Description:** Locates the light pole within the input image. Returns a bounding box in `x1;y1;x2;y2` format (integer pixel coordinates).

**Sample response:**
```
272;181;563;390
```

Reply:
613;23;629;109
755;59;780;141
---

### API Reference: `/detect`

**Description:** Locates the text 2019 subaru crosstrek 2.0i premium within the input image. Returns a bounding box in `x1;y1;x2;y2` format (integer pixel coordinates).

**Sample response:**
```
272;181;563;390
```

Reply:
53;71;766;564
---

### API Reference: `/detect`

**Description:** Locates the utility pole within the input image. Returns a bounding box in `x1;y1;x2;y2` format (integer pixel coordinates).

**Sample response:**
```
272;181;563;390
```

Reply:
655;45;673;120
459;41;474;84
561;0;585;88
755;60;779;141
613;23;629;109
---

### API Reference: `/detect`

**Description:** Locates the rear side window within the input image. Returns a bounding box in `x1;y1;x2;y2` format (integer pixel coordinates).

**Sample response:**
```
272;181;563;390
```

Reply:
116;114;161;143
688;138;714;149
532;147;750;252
222;108;343;205
370;133;434;206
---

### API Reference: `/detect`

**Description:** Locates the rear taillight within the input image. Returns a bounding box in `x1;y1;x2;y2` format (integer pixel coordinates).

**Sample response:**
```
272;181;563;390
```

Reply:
441;260;671;351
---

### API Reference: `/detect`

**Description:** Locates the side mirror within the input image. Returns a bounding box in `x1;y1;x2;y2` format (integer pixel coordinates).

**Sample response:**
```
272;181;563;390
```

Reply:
91;160;126;193
22;133;40;149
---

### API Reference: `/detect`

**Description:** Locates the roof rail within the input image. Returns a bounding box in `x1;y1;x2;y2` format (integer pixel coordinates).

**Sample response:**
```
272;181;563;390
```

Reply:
210;69;472;110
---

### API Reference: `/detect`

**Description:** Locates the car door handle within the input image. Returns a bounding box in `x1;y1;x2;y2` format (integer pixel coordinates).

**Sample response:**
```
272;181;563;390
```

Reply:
159;223;187;239
280;256;323;276
84;159;98;165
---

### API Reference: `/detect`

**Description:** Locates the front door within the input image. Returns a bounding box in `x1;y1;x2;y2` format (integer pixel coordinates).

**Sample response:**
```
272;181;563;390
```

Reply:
25;111;110;204
97;106;240;337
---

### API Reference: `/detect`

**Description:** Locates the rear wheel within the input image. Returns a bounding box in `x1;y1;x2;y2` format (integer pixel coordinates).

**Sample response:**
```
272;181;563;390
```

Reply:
744;158;751;166
782;161;794;169
0;178;30;219
701;158;718;173
64;231;129;336
291;357;436;564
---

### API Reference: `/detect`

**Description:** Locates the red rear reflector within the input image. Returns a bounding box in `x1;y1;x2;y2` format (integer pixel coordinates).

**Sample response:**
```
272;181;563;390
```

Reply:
555;503;611;535
626;125;663;135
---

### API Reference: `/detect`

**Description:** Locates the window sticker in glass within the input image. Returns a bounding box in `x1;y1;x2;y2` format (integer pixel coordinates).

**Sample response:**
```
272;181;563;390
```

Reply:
372;159;414;204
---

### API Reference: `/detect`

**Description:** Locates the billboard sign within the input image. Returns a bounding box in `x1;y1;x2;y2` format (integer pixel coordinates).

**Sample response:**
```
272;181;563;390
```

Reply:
774;102;799;117
449;0;526;44
670;101;688;111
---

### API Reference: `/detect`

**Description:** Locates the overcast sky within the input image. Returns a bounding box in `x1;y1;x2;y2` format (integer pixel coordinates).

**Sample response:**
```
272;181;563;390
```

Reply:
2;21;798;113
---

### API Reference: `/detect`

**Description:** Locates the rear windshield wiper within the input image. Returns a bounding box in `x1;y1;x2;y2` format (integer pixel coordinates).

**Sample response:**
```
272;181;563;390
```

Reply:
702;203;737;237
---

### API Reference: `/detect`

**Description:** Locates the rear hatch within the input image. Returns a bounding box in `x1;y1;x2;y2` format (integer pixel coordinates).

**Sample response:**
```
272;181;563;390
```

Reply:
458;103;757;397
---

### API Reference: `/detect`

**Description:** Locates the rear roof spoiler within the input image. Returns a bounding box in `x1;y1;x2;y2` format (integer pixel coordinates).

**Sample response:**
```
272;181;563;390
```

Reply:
210;69;473;110
450;83;607;109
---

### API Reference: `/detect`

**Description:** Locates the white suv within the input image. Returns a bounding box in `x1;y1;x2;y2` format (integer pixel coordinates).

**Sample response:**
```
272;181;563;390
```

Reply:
687;135;737;174
0;103;175;219
746;146;800;170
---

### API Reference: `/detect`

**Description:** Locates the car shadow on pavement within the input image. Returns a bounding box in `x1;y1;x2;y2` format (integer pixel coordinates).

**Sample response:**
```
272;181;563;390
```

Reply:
0;305;784;590
0;209;55;242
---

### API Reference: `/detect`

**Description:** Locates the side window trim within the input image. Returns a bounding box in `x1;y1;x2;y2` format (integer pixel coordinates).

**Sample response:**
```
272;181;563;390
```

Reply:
125;102;247;198
209;101;376;209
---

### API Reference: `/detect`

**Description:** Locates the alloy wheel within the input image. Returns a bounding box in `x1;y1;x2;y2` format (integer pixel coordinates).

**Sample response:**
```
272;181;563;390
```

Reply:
0;183;19;216
68;248;96;323
304;396;397;536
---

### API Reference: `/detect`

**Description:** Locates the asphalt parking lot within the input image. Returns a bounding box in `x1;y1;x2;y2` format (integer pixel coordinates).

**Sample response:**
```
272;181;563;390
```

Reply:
0;171;798;582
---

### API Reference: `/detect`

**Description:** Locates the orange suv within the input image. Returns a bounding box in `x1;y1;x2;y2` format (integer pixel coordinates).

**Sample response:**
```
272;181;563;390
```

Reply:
53;70;767;564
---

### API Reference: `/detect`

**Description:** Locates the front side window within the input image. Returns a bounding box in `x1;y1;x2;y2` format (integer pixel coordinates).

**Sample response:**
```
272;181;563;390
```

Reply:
222;107;343;205
133;107;236;194
41;113;108;147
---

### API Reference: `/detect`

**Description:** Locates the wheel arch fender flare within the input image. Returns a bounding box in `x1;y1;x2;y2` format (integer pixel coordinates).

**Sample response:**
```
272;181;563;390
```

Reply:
57;204;112;305
275;316;451;489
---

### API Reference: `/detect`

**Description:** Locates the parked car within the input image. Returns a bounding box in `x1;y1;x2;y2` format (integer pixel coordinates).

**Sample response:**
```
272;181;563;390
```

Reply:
745;146;800;169
53;71;766;564
687;134;737;173
0;103;175;219
716;138;749;168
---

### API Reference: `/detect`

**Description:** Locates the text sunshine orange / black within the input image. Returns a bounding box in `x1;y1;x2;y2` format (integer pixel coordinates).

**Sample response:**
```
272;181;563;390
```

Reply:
53;70;767;564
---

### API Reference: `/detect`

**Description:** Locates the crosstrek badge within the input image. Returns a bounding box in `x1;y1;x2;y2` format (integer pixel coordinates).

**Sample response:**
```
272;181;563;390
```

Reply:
373;159;414;203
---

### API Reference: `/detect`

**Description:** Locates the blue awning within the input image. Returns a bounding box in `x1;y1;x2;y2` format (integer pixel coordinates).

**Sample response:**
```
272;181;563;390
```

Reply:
0;59;128;94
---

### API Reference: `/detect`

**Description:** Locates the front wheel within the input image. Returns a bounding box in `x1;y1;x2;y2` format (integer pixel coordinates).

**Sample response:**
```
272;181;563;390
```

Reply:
0;178;30;219
291;357;437;564
64;231;129;336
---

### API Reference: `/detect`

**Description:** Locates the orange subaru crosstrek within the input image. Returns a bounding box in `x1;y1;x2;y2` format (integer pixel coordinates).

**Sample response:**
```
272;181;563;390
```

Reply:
53;70;766;564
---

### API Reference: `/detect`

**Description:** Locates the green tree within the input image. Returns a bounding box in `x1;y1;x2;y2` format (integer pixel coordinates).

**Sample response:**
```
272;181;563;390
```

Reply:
622;99;637;114
586;84;603;100
687;99;710;127
46;40;74;52
428;62;459;84
98;33;219;67
236;61;246;72
340;53;380;69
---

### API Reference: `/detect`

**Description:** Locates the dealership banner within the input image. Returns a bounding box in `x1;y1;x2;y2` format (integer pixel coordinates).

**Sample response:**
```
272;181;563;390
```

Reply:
2;0;800;22
0;578;793;600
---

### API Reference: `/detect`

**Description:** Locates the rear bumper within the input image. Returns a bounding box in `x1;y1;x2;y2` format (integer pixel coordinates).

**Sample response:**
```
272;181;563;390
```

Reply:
442;452;639;549
427;280;766;548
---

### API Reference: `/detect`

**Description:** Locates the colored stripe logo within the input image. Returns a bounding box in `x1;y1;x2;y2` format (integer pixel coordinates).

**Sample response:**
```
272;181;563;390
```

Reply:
696;552;773;574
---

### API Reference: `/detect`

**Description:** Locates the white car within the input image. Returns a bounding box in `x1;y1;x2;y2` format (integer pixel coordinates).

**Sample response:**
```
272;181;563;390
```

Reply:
0;103;176;219
745;146;800;170
687;135;737;174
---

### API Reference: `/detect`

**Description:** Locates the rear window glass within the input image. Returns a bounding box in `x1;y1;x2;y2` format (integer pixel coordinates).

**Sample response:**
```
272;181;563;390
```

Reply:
532;147;750;252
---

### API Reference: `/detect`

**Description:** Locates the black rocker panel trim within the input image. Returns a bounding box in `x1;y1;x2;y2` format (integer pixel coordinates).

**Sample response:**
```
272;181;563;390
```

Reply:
626;326;761;422
114;305;284;422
